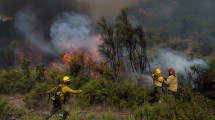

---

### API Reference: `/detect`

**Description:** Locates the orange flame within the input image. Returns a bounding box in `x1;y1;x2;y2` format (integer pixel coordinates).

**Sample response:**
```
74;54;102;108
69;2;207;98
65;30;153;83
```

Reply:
50;62;62;71
50;33;103;70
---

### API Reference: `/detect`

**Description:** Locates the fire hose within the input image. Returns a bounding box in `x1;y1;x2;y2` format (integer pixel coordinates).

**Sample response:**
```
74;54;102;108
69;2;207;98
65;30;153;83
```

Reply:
1;92;50;116
7;92;48;100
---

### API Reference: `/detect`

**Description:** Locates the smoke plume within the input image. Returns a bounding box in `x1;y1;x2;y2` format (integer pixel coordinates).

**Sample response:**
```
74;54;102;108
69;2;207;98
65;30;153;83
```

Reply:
14;9;53;54
50;12;102;59
0;0;140;60
150;49;209;75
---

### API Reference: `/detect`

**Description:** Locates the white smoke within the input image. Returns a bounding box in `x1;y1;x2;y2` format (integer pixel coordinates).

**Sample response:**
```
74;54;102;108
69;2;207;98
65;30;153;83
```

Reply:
50;12;101;58
140;74;153;89
150;49;209;75
15;10;102;59
14;9;53;54
138;49;210;89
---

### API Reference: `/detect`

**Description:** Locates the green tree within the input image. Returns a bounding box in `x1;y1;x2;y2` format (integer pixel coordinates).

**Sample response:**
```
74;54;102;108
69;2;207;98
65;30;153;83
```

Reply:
35;63;46;82
20;58;31;78
97;8;149;74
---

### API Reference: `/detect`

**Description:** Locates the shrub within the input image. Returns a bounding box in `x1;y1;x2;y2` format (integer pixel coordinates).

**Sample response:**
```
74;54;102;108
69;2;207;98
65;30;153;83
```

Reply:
20;58;31;78
132;93;215;120
0;98;11;119
0;69;35;94
79;78;150;108
78;79;119;107
117;80;151;108
35;63;46;82
159;94;215;120
134;103;161;120
71;76;91;89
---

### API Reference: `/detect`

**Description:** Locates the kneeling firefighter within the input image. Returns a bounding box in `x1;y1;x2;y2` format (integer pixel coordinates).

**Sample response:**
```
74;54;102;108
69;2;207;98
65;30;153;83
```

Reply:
46;76;82;120
151;68;165;101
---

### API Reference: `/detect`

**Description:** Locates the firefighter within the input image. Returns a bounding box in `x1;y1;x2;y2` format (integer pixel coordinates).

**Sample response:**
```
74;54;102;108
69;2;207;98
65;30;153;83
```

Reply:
164;68;178;95
151;68;165;101
46;76;82;120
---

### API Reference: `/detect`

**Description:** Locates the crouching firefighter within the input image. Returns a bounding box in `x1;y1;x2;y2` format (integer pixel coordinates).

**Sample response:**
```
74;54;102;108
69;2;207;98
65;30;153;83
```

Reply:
152;68;165;102
46;76;82;120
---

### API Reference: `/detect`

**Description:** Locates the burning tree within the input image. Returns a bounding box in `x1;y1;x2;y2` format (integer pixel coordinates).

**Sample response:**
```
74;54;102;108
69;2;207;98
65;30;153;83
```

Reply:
97;9;149;74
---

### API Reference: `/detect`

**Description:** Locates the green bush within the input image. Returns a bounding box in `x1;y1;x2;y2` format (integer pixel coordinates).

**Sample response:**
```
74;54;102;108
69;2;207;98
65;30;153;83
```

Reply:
0;98;11;119
20;58;31;78
35;63;46;82
71;76;91;89
79;78;150;108
78;78;118;107
158;94;215;120
117;81;151;108
0;69;35;94
134;103;161;120
132;93;215;120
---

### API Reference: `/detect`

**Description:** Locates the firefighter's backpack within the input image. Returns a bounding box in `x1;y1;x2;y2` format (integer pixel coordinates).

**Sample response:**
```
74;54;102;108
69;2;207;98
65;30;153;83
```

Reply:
51;85;62;101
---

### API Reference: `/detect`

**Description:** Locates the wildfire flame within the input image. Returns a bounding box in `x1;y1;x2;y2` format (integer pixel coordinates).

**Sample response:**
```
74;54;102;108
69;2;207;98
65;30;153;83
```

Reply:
50;33;103;70
50;62;62;71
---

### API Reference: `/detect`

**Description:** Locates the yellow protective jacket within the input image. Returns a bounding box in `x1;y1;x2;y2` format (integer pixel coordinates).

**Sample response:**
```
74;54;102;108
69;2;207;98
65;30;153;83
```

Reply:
49;84;81;103
152;73;164;87
164;75;178;92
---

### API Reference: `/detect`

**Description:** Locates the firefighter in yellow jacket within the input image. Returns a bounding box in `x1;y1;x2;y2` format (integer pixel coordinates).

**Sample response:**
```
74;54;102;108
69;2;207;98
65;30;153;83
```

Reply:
46;76;82;120
152;68;165;101
164;68;178;95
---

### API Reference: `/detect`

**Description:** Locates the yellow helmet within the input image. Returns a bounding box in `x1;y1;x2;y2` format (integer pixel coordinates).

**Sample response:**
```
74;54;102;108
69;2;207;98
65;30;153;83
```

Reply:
155;68;161;74
63;76;70;83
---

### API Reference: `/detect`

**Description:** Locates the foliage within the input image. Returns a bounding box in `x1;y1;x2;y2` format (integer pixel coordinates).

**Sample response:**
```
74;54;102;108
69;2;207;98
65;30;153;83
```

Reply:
117;80;150;108
160;94;215;120
128;0;215;56
71;76;91;89
0;63;214;119
0;69;35;94
0;7;215;119
132;94;215;120
35;63;46;82
97;8;149;74
134;102;161;120
78;78;118;107
78;78;150;108
20;58;31;78
0;98;11;119
69;55;83;77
